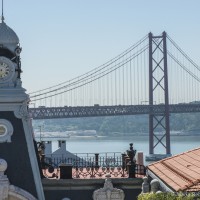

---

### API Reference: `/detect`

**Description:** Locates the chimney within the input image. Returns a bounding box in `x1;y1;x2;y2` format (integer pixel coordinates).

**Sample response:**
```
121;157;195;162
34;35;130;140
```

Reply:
58;140;66;152
136;151;144;165
44;141;52;155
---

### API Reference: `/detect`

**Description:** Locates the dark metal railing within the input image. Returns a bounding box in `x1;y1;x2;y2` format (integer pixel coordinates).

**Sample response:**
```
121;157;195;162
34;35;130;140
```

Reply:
44;152;122;165
40;152;146;179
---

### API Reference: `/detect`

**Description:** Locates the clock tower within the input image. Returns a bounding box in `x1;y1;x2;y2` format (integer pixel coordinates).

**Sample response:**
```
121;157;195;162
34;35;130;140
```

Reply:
0;9;45;200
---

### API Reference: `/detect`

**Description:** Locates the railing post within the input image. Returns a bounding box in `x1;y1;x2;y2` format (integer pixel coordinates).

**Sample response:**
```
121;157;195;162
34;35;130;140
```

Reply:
121;153;126;169
95;153;99;167
121;153;126;177
91;162;95;178
75;161;79;178
59;164;72;179
40;154;46;170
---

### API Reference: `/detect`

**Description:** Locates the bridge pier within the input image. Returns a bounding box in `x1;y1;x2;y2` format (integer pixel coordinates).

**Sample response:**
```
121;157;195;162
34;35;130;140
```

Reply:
146;32;171;161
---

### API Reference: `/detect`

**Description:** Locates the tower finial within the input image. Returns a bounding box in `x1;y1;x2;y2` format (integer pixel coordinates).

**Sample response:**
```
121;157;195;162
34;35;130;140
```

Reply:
1;0;4;22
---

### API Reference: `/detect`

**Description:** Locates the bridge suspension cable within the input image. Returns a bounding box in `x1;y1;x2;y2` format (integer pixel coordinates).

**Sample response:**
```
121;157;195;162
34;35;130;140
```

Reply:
29;35;148;95
30;44;149;101
167;34;200;72
166;34;200;104
29;32;200;107
30;34;150;107
152;35;200;83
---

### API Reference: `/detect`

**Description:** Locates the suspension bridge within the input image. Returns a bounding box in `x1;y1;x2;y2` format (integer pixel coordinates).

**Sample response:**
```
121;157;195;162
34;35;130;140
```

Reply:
28;31;200;157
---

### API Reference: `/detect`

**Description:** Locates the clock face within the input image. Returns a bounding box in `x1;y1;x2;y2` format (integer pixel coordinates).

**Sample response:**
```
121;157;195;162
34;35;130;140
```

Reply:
0;119;13;143
0;62;10;78
0;56;15;83
0;125;7;136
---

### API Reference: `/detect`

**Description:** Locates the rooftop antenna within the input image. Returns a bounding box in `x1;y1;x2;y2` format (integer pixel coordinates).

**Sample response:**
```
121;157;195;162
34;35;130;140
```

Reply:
1;0;4;22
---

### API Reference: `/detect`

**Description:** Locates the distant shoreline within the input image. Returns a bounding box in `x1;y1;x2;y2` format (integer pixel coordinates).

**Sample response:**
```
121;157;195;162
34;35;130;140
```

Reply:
34;134;200;140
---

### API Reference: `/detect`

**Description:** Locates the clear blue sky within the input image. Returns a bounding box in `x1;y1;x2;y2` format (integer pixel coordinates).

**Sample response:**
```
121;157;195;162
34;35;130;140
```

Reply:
3;0;200;92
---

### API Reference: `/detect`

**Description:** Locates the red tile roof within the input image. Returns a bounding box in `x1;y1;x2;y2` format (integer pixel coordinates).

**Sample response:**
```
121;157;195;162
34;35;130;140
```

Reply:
147;147;200;192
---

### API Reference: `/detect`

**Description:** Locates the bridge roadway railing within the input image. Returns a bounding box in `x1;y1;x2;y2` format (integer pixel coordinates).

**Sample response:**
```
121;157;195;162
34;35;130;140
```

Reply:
28;104;200;119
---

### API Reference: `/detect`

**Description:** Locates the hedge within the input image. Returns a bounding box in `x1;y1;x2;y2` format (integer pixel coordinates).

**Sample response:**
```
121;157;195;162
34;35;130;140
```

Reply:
138;192;200;200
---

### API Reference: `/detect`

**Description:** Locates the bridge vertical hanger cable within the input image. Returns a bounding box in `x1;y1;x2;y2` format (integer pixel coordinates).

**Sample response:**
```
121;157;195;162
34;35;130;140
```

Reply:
137;45;139;104
123;53;125;105
93;77;95;105
114;60;117;105
140;44;142;103
1;0;4;22
98;73;100;105
168;42;171;103
144;41;147;102
94;72;95;105
140;43;142;103
85;80;87;106
129;49;133;104
118;59;120;104
184;55;188;102
101;73;102;105
107;64;110;105
140;42;143;104
171;40;175;104
133;51;135;104
183;54;187;102
108;64;112;105
111;63;113;105
126;54;129;105
107;66;109;105
127;53;129;105
170;38;178;103
74;82;76;106
94;73;96;105
129;51;132;105
127;53;130;105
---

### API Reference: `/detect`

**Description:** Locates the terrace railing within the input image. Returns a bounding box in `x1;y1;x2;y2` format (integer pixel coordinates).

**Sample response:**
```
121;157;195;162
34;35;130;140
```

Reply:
40;151;146;179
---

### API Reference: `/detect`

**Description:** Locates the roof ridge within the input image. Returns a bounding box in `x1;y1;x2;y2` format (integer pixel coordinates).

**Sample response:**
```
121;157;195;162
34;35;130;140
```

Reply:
148;147;200;167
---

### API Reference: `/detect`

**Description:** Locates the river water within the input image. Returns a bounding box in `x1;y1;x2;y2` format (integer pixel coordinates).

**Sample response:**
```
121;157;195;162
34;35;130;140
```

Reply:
37;135;200;158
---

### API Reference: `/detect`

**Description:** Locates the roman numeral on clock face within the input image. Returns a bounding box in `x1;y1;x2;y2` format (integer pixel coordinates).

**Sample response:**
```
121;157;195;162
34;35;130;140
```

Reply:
0;62;9;78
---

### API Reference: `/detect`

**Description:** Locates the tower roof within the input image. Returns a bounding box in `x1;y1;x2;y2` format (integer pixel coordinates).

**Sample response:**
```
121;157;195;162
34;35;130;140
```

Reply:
0;21;19;45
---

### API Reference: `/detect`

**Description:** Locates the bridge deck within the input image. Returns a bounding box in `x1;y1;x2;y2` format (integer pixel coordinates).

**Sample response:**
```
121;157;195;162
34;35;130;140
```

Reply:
29;104;200;119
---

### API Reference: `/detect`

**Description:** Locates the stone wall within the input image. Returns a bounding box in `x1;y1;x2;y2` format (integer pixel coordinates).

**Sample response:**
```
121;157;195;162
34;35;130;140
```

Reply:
42;178;143;200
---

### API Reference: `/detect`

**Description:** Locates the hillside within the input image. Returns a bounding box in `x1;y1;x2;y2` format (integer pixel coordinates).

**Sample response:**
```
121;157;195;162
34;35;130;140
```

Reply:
32;113;200;136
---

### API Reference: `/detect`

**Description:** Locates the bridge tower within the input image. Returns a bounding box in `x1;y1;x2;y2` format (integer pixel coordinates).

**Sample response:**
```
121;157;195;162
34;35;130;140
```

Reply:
147;32;171;160
0;8;45;200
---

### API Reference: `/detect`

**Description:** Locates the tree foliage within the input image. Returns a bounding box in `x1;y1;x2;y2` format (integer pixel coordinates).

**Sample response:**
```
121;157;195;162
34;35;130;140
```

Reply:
32;113;200;135
138;193;198;200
